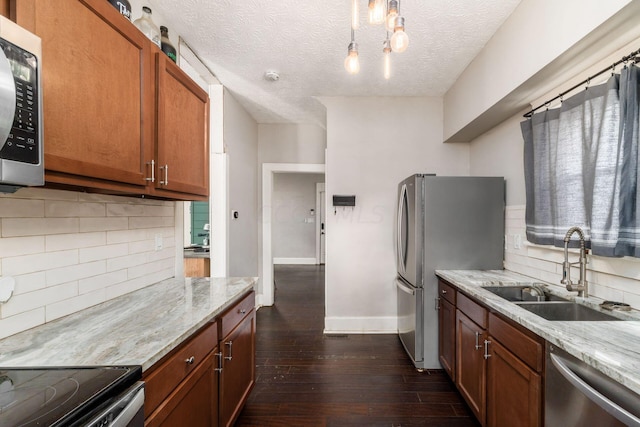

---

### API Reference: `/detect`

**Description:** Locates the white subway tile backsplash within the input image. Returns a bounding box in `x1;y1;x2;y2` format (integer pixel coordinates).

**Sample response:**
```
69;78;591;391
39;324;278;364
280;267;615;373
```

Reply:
2;218;79;237
13;272;47;295
2;282;78;318
45;232;106;252
80;217;128;232
46;201;106;218
0;198;44;218
0;188;176;338
79;270;127;295
79;243;128;263
0;308;45;339
0;236;45;257
46;261;106;287
2;250;79;276
45;289;106;322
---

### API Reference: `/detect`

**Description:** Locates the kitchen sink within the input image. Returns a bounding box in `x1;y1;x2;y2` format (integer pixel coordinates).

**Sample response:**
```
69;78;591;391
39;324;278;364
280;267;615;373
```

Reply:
515;301;623;321
482;285;568;302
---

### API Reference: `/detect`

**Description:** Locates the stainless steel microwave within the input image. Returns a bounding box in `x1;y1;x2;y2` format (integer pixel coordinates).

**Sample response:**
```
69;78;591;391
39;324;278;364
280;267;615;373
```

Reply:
0;16;42;192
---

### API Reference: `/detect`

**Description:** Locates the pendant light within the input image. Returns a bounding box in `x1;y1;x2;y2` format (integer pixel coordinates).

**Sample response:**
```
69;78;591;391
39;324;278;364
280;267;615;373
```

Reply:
385;0;398;32
369;0;385;25
344;30;360;74
390;16;409;52
351;0;360;30
383;38;391;79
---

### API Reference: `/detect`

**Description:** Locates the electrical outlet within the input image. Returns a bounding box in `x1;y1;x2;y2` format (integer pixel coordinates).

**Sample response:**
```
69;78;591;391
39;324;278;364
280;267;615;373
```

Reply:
155;234;163;251
514;234;522;250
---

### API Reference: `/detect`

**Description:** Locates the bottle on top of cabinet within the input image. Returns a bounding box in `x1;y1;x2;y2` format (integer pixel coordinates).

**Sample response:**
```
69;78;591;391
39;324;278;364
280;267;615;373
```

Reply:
160;26;177;63
107;0;132;20
133;6;161;48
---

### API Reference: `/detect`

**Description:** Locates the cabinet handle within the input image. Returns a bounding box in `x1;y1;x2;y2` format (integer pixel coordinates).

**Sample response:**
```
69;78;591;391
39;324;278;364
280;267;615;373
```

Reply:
238;308;246;314
484;339;491;359
159;164;169;185
185;356;195;364
435;297;440;311
474;331;482;350
215;351;223;372
145;160;155;182
441;289;447;294
225;340;233;361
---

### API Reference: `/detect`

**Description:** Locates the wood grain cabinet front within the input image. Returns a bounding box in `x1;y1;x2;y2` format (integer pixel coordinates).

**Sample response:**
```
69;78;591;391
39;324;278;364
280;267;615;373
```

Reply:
218;291;256;427
11;0;209;201
456;306;487;426
437;280;456;380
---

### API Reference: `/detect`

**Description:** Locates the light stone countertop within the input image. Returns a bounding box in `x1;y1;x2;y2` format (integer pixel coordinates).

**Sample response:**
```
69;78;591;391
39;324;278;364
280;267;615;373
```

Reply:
184;249;210;259
0;276;256;371
436;270;640;396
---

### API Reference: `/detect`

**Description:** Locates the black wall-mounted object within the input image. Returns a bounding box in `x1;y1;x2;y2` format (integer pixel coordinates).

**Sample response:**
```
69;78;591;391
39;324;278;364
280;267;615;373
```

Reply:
333;195;356;207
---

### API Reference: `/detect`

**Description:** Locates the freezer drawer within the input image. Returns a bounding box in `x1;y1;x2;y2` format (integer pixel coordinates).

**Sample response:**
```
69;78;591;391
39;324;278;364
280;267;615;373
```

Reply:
396;278;423;364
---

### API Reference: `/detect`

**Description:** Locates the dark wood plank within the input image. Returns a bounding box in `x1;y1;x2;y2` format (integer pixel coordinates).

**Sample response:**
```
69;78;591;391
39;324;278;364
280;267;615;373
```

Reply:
235;265;479;426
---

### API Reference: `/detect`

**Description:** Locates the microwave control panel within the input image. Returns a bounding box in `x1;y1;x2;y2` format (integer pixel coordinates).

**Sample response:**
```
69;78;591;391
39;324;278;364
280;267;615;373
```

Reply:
0;38;39;165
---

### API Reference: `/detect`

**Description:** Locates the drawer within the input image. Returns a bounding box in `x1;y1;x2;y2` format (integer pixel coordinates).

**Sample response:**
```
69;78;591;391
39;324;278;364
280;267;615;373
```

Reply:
438;280;456;305
221;291;255;338
457;292;487;329
144;321;218;416
489;313;543;372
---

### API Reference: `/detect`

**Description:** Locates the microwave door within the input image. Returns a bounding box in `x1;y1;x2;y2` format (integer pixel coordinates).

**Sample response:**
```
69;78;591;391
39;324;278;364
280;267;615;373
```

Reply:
0;45;15;150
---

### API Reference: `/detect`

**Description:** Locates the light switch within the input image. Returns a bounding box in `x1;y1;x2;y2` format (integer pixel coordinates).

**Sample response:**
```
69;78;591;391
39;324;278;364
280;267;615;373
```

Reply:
155;234;163;251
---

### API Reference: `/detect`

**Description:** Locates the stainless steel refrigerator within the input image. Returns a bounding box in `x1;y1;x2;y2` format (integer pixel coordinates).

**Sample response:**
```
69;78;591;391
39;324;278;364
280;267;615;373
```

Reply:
395;174;505;370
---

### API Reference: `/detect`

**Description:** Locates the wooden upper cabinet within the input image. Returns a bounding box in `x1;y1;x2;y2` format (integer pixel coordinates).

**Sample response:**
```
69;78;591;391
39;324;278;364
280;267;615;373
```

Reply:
12;0;209;200
17;0;152;190
154;52;209;198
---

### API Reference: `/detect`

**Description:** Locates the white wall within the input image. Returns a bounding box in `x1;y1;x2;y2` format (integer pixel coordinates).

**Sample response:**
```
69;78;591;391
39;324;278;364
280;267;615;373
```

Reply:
224;90;259;277
0;188;175;339
258;124;326;165
272;173;324;262
322;97;470;333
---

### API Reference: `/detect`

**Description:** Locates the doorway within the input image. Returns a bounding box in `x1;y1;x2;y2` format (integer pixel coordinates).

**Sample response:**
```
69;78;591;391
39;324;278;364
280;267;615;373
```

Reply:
316;183;326;265
261;163;325;306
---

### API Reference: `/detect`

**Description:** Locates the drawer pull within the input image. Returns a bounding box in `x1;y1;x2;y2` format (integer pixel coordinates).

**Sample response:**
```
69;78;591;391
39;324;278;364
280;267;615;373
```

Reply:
442;289;447;294
215;352;223;372
185;356;195;364
239;308;247;314
225;341;233;361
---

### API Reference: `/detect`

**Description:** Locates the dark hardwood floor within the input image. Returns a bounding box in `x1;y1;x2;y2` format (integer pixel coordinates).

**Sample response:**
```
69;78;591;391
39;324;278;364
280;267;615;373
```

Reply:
235;265;479;427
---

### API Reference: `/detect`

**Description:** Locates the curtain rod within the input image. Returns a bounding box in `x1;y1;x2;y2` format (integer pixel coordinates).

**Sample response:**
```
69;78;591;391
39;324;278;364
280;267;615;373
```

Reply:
523;47;640;118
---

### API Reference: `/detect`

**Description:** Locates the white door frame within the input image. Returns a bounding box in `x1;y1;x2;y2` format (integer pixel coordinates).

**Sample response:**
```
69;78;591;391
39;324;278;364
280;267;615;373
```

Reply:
315;183;325;264
262;163;325;306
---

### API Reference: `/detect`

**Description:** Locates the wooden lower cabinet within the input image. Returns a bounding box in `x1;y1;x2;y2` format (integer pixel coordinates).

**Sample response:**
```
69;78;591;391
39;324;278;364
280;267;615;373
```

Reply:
440;279;544;427
438;297;456;380
184;257;211;277
219;293;256;427
145;351;218;427
486;339;541;427
456;309;487;425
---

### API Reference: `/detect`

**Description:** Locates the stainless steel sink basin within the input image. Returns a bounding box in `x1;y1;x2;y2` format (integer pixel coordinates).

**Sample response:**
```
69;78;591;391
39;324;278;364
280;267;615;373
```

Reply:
482;285;568;302
515;301;623;321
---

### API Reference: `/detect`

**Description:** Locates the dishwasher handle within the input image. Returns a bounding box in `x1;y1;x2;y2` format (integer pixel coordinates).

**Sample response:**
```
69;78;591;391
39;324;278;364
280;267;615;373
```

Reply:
550;353;640;427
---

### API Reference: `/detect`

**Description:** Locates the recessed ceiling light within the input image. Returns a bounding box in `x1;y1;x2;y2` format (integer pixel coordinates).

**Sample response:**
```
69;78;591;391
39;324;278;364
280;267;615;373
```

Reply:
264;71;280;82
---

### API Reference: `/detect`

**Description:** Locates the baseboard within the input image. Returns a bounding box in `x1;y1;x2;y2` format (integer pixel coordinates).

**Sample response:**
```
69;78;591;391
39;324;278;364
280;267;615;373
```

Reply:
273;257;317;265
324;316;397;334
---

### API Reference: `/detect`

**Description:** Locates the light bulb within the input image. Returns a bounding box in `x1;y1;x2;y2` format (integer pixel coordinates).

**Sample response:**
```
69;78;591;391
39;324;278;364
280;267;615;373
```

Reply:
351;0;359;30
344;42;360;74
386;0;398;31
369;0;385;25
383;41;391;80
391;17;409;52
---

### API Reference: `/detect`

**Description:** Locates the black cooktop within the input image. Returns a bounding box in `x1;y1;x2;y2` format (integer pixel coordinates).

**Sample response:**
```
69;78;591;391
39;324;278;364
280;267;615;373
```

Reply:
0;366;141;427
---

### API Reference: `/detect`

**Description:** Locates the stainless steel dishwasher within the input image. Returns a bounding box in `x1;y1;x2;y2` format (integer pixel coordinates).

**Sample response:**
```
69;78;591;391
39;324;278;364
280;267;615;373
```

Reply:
546;343;640;426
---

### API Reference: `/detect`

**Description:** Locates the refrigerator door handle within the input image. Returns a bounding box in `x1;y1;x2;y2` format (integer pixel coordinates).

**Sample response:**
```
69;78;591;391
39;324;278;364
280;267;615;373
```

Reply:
396;279;415;296
397;183;408;274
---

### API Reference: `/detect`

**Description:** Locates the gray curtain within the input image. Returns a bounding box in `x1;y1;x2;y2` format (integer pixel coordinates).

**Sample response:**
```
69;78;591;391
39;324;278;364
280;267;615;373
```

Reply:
522;65;640;257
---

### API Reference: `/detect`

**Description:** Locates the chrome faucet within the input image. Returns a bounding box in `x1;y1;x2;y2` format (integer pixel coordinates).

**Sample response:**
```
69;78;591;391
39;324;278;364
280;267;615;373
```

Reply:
561;226;588;297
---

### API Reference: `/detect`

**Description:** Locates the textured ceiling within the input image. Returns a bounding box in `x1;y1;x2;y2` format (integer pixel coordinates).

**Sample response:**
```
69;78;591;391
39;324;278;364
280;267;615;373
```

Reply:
150;0;522;128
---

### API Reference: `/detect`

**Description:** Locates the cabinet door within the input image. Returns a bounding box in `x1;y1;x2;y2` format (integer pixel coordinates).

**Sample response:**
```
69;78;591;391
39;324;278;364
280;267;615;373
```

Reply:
16;0;152;190
438;298;456;380
145;351;218;427
456;309;487;426
487;339;541;427
220;309;255;427
155;53;209;198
